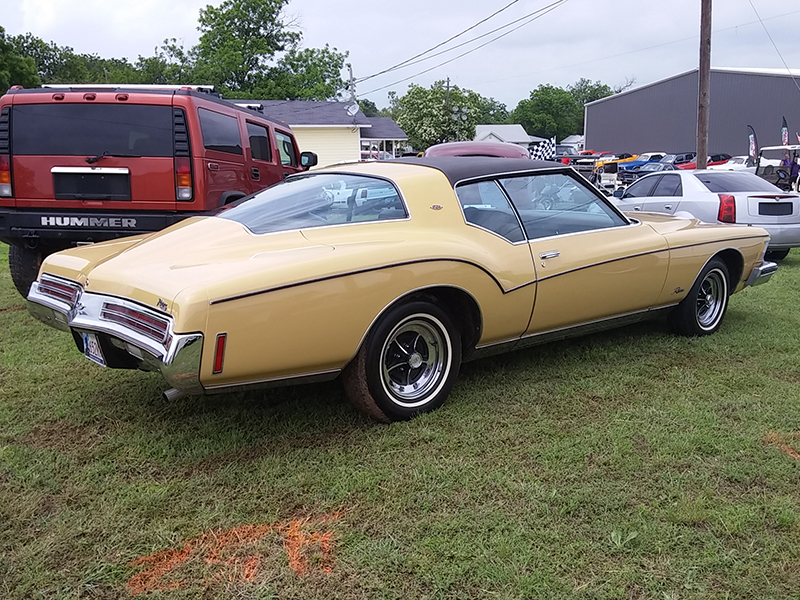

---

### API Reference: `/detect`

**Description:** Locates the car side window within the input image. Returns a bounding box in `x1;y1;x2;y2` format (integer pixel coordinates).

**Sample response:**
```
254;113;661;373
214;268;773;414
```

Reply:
652;174;682;197
246;122;272;162
623;176;659;198
455;181;525;243
499;173;626;240
198;108;242;155
276;131;298;166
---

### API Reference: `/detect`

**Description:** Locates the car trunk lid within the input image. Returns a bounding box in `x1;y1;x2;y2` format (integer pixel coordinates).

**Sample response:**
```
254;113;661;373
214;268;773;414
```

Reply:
743;193;800;223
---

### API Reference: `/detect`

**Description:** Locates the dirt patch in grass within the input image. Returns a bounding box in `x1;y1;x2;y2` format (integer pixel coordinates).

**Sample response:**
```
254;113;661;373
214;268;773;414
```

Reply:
765;431;800;461
182;428;362;477
23;419;108;453
126;513;340;595
0;304;25;313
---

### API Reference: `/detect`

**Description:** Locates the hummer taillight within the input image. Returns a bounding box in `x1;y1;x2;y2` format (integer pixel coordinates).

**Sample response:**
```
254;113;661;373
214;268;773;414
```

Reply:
174;157;193;201
0;154;11;197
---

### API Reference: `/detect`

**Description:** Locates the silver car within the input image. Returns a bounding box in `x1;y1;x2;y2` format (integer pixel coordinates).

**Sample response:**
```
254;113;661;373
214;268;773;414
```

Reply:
613;170;800;260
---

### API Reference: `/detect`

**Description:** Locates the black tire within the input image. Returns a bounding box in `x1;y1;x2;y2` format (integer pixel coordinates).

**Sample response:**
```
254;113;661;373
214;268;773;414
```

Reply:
8;245;44;299
765;248;790;261
669;258;730;337
342;299;462;422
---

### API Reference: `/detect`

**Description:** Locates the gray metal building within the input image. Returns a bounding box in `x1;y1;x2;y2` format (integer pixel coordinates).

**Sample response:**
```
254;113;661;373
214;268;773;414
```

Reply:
584;68;800;156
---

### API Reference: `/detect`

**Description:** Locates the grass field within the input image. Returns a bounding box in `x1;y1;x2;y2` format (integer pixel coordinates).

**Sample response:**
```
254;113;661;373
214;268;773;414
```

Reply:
1;243;799;599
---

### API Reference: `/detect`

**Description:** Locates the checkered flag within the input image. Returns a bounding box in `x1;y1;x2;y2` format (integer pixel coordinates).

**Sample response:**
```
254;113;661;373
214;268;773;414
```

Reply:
530;136;556;161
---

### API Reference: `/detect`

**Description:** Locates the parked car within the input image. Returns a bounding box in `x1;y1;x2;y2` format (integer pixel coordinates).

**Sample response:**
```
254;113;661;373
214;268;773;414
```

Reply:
708;155;757;173
618;161;677;185
676;153;732;170
618;152;668;171
423;141;530;158
554;144;580;164
0;84;317;297
613;169;800;260
28;158;775;422
660;152;696;166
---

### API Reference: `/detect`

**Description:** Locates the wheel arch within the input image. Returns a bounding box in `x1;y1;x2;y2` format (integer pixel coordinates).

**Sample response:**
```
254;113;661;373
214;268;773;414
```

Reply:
348;284;483;367
712;248;744;292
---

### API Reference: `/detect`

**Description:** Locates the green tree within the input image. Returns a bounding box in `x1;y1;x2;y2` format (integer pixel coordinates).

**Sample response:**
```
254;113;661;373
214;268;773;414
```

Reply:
511;84;580;141
133;39;196;85
191;0;345;99
358;98;381;117
0;27;40;90
389;81;506;150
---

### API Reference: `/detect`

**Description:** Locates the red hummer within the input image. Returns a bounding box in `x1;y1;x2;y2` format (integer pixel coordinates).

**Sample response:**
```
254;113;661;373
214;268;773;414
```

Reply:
0;84;317;296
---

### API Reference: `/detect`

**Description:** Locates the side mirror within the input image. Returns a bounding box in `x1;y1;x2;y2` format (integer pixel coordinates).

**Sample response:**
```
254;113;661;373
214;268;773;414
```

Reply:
300;152;318;169
612;188;625;198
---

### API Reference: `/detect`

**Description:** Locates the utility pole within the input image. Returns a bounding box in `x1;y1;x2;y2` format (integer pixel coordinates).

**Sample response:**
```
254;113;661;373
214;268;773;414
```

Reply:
445;77;451;143
347;64;356;103
696;0;712;170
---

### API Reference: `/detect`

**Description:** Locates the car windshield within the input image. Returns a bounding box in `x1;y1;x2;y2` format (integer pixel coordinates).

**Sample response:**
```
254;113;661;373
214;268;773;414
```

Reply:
217;173;407;234
694;172;782;193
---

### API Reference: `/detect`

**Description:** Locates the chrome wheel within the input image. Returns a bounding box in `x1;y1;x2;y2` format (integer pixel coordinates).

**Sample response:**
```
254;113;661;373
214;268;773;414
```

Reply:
379;313;452;407
695;267;727;331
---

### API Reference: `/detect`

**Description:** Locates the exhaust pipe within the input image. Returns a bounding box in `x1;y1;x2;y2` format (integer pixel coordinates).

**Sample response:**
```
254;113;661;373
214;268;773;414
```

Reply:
162;387;188;402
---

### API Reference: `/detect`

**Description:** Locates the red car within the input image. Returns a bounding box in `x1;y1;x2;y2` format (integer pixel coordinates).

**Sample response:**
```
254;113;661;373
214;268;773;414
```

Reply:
677;154;732;170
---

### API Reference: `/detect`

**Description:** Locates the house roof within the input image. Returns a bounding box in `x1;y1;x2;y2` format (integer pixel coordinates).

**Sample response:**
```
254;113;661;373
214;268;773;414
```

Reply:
361;117;407;140
474;124;533;145
251;100;372;126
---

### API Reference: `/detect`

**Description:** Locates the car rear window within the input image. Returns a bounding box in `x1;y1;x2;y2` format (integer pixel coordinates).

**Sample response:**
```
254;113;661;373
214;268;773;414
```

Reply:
694;172;781;193
218;173;407;234
12;104;173;156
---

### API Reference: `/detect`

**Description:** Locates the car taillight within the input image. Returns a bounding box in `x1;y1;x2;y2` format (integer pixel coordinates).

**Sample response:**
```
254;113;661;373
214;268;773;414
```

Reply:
0;155;11;197
100;302;170;343
174;157;193;201
213;333;227;374
718;194;736;223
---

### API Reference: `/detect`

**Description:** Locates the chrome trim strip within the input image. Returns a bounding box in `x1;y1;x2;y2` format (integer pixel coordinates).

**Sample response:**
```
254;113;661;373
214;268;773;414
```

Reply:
536;247;671;283
202;368;341;394
51;166;130;174
209;258;511;304
210;234;767;305
468;304;678;362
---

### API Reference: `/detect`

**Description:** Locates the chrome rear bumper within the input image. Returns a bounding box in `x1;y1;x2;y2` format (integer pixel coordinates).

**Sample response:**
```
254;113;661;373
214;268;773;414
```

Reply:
27;275;204;394
745;260;778;287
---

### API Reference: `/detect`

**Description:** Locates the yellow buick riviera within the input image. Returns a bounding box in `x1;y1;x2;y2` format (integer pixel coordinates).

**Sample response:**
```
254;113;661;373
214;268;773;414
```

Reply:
27;158;777;422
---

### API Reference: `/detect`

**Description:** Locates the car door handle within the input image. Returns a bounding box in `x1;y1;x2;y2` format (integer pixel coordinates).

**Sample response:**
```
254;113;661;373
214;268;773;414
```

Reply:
664;204;672;210
633;206;641;211
539;250;560;259
251;167;260;180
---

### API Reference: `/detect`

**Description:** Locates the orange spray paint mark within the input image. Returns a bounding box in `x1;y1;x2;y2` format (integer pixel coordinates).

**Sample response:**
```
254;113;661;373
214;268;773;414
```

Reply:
766;431;800;461
126;514;340;595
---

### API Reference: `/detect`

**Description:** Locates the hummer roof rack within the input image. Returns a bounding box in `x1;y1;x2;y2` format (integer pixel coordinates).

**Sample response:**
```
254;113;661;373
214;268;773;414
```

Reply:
41;84;218;93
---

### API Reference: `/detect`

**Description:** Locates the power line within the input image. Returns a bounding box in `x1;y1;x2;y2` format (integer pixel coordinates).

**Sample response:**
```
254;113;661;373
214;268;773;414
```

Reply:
358;0;569;83
360;0;568;97
747;0;800;95
474;8;800;86
355;0;522;84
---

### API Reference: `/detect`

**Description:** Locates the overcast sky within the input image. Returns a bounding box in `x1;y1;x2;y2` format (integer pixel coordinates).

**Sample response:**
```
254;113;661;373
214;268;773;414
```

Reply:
4;0;800;108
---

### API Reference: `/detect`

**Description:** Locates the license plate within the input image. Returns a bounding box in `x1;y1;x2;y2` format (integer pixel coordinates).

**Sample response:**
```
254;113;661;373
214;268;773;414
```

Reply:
82;332;106;367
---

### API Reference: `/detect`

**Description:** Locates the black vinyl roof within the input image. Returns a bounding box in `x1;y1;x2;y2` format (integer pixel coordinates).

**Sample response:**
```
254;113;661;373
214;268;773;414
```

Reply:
390;156;568;185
